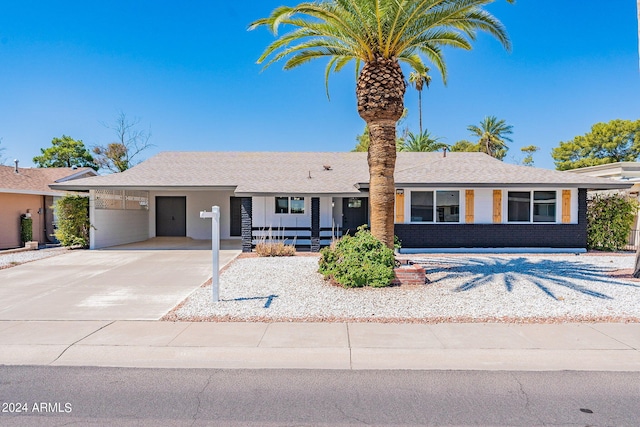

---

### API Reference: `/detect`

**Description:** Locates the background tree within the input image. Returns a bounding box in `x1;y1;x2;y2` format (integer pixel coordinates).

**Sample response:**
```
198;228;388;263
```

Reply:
551;119;640;171
520;145;539;166
352;126;371;152
468;116;513;160
450;140;480;153
33;135;98;170
400;130;448;152
93;112;153;172
251;0;511;247
408;69;431;135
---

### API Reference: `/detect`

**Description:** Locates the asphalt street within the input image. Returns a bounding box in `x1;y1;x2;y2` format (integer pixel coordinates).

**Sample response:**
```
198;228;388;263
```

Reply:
1;367;639;426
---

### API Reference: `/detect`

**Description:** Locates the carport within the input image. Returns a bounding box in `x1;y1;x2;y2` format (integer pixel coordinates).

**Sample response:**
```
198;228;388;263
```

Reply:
0;241;240;321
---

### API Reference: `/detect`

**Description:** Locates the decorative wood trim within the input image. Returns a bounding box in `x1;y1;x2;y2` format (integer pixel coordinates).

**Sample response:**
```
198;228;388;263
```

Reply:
395;190;405;223
493;190;502;223
465;190;474;223
562;190;571;223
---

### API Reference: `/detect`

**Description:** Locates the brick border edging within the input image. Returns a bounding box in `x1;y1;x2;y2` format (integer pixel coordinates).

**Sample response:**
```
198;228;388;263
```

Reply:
392;264;427;286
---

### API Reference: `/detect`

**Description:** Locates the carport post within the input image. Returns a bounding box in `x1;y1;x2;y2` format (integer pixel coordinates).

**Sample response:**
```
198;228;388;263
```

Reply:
200;206;220;302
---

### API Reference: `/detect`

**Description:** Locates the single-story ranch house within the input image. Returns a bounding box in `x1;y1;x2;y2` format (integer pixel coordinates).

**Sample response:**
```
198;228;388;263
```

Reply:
50;151;631;252
1;163;97;250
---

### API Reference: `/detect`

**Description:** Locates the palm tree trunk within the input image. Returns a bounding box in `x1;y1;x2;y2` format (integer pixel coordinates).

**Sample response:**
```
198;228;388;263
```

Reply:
367;119;397;248
418;90;423;135
356;58;406;248
356;56;406;248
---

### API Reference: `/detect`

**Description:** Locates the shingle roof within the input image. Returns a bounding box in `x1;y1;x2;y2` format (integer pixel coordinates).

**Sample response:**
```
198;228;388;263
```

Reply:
50;151;631;194
0;165;97;195
392;152;633;188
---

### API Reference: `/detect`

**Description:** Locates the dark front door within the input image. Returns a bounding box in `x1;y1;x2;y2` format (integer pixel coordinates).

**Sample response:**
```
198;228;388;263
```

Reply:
156;197;186;237
342;197;369;236
230;197;242;237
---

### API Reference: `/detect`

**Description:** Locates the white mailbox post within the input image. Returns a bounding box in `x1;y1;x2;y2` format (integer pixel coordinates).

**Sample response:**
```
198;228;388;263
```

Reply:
200;206;220;302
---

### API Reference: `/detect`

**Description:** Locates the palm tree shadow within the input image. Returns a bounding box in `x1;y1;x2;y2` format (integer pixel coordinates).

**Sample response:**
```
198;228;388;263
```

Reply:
415;257;639;300
224;294;278;308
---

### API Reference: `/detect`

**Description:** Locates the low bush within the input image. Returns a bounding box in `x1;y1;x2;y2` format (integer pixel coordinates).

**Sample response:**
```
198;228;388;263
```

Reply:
20;216;33;244
54;195;91;248
587;194;637;251
318;225;395;288
255;241;296;257
254;226;296;257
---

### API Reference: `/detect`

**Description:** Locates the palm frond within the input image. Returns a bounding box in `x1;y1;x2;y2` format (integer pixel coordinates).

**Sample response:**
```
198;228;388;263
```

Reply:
250;0;512;95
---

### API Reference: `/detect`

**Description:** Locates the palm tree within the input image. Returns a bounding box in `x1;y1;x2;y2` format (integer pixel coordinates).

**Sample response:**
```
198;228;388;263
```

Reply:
250;0;511;248
408;69;431;135
468;116;513;160
400;130;447;152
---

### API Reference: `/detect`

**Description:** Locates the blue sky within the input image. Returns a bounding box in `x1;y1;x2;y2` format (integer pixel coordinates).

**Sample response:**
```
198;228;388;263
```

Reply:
0;1;638;171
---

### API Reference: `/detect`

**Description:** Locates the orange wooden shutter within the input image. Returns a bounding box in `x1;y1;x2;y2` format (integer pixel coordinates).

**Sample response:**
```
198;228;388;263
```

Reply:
395;190;405;223
465;190;474;223
493;190;502;223
562;190;571;223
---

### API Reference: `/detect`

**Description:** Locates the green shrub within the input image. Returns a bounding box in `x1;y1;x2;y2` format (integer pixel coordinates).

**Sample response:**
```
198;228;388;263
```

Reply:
54;195;91;248
20;216;33;244
318;225;395;288
587;194;637;251
394;235;402;251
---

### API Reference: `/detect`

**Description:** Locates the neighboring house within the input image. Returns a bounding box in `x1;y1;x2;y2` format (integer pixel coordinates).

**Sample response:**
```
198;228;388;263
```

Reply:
50;151;631;252
569;162;640;248
0;162;97;250
567;162;640;195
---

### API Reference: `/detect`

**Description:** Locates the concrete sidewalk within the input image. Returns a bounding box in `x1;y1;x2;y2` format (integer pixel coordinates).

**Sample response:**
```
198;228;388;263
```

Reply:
0;321;638;371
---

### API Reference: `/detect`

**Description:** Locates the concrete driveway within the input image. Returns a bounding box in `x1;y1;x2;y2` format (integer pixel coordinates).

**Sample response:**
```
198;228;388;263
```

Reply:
0;240;240;321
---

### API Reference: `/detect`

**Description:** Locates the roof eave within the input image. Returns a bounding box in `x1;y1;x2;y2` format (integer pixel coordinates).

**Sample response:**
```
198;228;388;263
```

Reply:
49;184;238;192
370;182;635;190
0;188;76;196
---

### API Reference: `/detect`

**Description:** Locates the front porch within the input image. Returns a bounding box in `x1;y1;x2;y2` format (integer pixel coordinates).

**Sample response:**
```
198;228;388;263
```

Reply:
246;196;369;252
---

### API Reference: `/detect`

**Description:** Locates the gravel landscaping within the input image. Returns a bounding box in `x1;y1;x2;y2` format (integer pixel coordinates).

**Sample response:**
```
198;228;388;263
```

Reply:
164;253;640;323
0;247;70;269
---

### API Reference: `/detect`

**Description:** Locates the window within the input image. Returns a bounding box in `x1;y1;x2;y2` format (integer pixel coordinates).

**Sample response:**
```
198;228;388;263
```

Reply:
290;197;305;214
275;197;289;214
508;191;557;222
410;191;460;222
411;191;434;222
508;192;530;222
347;198;362;208
275;197;305;214
436;191;460;223
533;191;556;222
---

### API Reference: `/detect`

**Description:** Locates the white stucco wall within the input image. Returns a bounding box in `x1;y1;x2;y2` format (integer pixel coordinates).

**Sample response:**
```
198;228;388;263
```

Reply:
90;208;149;249
474;189;494;224
252;196;334;236
332;197;343;228
148;190;235;240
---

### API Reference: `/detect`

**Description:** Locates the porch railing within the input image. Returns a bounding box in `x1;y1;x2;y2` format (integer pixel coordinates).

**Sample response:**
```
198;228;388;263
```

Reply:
251;226;342;250
626;229;640;251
